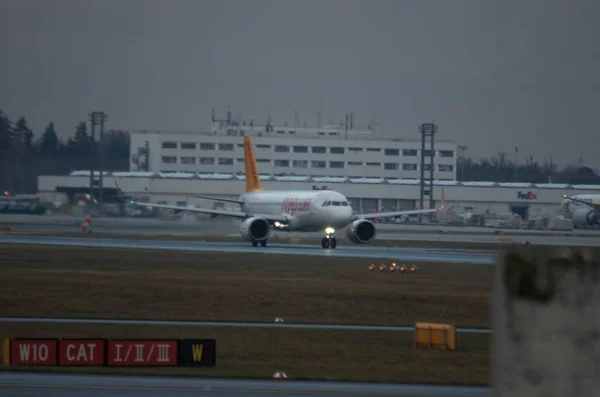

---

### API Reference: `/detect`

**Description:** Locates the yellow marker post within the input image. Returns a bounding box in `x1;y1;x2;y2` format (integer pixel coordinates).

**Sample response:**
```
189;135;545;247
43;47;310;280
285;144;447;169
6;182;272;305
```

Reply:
413;322;456;351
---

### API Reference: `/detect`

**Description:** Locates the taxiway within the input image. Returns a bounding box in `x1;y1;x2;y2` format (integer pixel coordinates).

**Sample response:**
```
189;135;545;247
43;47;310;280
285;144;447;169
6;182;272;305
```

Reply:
0;373;492;397
0;234;496;264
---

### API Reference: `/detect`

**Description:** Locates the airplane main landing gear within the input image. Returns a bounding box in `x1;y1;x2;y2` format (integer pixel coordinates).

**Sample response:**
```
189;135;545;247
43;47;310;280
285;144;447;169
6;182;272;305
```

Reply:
321;227;337;249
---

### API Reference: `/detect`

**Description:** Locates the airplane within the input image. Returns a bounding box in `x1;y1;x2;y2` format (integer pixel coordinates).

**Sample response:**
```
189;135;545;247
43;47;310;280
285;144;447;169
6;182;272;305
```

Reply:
560;194;600;228
125;135;445;249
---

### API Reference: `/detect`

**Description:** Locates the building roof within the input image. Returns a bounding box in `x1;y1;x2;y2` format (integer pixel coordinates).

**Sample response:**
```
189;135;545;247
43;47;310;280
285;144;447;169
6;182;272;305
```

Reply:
65;170;600;190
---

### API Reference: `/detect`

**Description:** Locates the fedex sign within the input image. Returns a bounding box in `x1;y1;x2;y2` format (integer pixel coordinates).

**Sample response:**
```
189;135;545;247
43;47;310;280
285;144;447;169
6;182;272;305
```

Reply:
517;191;537;200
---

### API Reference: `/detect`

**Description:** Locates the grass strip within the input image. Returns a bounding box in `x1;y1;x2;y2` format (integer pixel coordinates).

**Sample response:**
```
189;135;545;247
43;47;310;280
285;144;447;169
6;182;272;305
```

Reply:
0;245;492;328
0;323;490;386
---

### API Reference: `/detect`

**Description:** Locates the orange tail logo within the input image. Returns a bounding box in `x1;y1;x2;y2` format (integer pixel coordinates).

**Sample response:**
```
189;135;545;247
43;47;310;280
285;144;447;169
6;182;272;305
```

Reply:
243;135;263;193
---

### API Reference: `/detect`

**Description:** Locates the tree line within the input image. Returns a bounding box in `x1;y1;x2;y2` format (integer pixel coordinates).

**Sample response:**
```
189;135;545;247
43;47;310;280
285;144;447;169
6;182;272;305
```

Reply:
0;109;129;194
457;152;600;185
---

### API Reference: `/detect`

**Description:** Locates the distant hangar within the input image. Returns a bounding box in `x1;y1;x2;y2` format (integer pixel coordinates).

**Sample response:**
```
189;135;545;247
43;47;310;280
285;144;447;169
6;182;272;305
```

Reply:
38;171;600;220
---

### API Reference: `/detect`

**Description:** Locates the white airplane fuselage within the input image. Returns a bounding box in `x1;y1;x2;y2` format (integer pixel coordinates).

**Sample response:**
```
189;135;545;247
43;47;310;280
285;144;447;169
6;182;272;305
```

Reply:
239;190;353;232
560;194;600;228
560;194;600;214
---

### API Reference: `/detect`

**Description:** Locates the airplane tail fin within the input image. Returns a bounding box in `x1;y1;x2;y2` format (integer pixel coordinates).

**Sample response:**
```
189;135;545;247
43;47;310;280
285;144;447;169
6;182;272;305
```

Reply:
243;135;263;193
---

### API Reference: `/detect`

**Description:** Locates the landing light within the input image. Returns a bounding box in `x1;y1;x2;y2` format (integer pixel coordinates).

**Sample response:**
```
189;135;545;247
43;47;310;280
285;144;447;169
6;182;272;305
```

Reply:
325;227;335;235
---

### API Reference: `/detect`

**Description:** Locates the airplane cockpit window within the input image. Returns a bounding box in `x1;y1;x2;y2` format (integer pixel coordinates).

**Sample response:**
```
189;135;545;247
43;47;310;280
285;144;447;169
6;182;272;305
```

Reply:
332;201;341;206
341;201;349;206
322;201;331;206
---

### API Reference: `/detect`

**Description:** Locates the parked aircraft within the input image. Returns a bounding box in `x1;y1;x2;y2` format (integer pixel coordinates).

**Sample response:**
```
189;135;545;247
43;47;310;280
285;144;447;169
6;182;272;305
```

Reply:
561;194;600;228
126;135;444;248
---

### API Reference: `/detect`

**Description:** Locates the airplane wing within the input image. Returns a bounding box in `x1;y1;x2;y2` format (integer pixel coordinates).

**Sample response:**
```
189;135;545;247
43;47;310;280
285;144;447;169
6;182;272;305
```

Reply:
189;195;244;204
356;187;446;219
354;207;440;220
562;195;600;211
128;200;290;223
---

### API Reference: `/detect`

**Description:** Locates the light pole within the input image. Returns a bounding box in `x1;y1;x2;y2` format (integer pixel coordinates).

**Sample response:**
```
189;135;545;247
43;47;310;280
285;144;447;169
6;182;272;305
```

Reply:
458;145;468;181
514;146;519;182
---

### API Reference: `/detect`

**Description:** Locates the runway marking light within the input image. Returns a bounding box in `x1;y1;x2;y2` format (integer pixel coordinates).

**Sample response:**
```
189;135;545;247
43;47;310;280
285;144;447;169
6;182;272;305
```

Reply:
368;264;376;271
325;227;335;235
410;264;417;273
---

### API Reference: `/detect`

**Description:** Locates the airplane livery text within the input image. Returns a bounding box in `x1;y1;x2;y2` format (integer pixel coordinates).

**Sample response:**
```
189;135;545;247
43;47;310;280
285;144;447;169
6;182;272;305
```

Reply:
281;196;313;213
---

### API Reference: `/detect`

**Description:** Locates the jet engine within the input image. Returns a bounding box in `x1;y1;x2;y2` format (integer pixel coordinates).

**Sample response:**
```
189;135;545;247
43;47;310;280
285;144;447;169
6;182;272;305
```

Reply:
346;219;376;244
240;217;270;242
572;208;600;228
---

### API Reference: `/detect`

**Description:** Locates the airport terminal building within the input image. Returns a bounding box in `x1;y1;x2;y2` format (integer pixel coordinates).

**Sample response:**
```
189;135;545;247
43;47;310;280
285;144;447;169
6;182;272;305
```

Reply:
128;116;458;180
35;115;599;221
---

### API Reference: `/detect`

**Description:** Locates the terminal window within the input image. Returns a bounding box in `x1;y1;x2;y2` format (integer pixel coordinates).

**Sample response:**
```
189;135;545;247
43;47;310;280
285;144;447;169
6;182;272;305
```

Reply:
161;156;177;164
293;160;308;168
199;157;215;165
180;156;196;164
161;141;177;149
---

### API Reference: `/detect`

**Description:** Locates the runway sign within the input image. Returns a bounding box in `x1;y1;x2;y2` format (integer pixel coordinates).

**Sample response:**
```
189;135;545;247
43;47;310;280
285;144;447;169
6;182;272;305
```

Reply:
59;339;105;366
10;338;58;365
178;339;216;367
106;340;178;366
2;338;216;367
413;322;456;351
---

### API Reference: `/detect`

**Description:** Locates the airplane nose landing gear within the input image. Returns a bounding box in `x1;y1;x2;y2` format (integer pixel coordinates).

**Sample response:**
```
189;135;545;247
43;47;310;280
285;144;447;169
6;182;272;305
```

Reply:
321;227;337;249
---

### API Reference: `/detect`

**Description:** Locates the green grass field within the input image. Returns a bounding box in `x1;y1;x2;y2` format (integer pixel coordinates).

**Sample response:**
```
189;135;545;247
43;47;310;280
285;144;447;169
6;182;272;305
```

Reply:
0;245;493;327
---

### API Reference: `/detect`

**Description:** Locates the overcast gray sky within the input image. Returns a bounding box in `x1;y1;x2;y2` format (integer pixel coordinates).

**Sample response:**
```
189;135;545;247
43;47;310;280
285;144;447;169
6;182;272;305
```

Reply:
1;0;598;168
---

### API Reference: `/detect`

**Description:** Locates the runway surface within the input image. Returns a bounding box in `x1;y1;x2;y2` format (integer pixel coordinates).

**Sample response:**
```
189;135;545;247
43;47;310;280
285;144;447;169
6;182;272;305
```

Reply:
0;316;491;333
3;213;595;236
0;234;496;264
3;213;600;245
0;373;492;397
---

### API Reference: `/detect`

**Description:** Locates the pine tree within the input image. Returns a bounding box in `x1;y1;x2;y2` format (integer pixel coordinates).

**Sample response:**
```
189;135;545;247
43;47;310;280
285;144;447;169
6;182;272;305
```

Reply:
37;122;60;156
68;121;90;157
0;110;13;151
12;116;34;151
